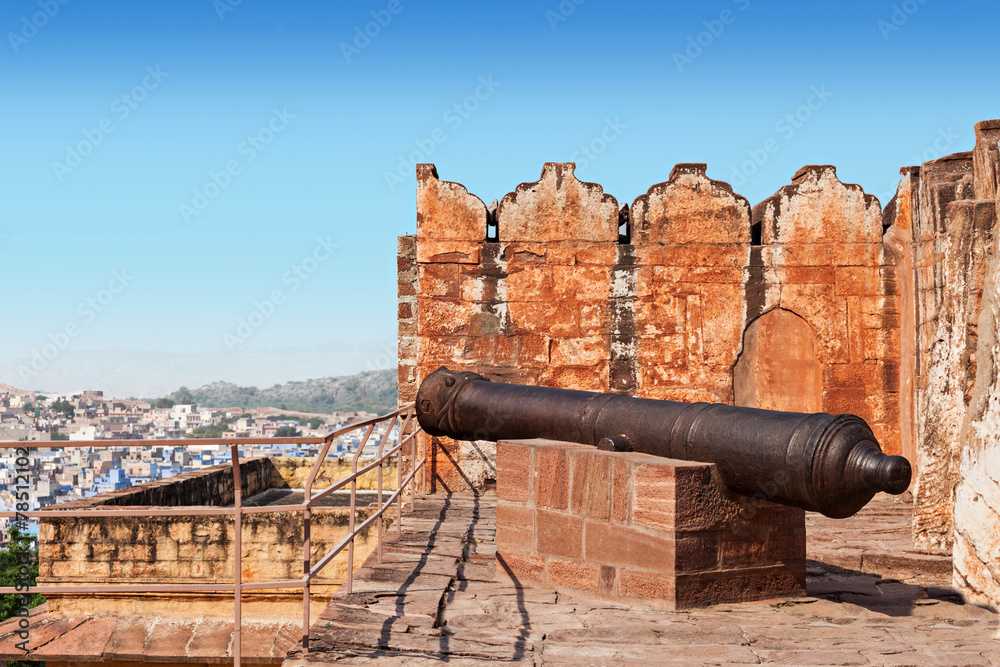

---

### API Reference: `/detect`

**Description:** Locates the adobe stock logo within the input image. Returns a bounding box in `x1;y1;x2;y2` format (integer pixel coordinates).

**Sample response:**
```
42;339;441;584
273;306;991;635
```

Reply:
384;76;501;192
340;0;411;63
729;85;833;188
17;269;134;383
877;0;930;40
8;0;71;54
179;108;295;222
223;237;337;350
672;0;751;73
569;118;628;172
545;0;586;31
213;0;244;21
52;66;169;182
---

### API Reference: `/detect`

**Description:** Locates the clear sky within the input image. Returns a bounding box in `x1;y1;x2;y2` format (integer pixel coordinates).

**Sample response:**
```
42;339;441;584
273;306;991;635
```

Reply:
1;0;998;396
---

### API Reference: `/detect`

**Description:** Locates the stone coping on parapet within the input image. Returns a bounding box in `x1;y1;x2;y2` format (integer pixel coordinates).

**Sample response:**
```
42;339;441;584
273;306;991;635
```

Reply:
0;607;298;664
42;455;398;510
45;457;280;510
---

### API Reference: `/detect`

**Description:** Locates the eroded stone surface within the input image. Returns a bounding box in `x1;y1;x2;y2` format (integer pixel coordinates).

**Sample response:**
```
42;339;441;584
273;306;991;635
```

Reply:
954;174;1000;608
0;610;299;664
750;165;899;453
401;161;900;498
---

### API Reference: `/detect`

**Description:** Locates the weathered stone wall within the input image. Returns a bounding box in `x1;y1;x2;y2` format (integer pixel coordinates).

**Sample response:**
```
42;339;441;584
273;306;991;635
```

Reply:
881;119;1000;608
38;456;396;619
53;456;398;512
908;153;979;548
746;165;899;448
52;457;284;509
630;164;751;403
38;507;388;619
886;137;998;550
953;125;1000;608
883;167;920;471
401;162;898;493
400;118;1000;608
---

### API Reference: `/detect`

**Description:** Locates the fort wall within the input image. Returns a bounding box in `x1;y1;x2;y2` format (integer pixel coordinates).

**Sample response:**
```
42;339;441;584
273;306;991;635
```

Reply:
398;117;1000;608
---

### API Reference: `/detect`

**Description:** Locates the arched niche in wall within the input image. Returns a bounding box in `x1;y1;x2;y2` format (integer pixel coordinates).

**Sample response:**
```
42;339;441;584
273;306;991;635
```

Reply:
733;308;822;413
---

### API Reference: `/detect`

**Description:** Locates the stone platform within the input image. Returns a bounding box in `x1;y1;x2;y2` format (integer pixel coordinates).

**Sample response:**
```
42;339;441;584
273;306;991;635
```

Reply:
284;491;999;666
495;440;806;609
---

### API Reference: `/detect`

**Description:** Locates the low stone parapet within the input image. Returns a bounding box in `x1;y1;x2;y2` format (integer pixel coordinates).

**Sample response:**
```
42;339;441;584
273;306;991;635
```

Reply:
495;439;805;609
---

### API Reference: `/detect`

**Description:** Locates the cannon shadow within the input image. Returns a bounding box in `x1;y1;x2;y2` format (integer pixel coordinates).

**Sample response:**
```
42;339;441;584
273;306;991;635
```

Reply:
804;559;966;618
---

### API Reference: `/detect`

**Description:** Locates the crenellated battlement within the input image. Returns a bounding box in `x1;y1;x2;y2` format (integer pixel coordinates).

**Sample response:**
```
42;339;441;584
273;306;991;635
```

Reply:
401;159;901;487
398;117;1000;610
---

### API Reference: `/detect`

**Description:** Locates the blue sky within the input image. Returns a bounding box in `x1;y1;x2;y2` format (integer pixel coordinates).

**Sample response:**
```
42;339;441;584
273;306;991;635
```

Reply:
1;0;998;396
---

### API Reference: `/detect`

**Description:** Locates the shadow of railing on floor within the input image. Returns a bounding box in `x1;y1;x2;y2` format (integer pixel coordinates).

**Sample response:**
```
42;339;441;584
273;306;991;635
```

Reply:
494;553;532;662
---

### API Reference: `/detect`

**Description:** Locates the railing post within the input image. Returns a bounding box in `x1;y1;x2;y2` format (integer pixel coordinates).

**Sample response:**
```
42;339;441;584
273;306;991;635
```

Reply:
377;443;383;565
423;432;429;496
302;503;311;653
411;415;418;511
347;468;356;594
230;445;242;666
396;435;403;536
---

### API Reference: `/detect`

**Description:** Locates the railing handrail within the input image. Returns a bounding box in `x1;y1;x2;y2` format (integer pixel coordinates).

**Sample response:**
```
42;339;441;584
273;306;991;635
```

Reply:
0;436;328;449
0;402;428;665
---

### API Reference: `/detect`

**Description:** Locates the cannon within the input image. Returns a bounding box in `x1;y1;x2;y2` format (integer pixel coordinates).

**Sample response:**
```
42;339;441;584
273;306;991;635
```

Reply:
415;366;911;518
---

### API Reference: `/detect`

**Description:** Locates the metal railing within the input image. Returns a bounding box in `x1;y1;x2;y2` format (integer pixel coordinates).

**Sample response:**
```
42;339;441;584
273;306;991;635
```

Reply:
0;402;427;663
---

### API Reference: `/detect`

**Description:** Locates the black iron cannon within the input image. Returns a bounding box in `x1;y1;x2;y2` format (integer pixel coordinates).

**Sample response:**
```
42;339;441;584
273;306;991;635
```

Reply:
415;366;911;518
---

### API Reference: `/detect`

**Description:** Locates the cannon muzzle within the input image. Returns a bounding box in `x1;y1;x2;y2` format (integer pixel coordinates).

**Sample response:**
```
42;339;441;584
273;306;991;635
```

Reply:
416;366;911;518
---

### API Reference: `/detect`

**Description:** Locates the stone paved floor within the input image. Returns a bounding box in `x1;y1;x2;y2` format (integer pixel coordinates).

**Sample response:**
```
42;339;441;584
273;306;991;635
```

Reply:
283;492;999;666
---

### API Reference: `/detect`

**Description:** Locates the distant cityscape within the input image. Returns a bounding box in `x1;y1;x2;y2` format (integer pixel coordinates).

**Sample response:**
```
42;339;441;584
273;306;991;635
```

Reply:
0;383;394;538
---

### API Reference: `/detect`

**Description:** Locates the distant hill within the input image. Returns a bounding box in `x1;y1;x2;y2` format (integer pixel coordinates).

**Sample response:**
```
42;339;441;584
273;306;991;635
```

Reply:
166;370;398;414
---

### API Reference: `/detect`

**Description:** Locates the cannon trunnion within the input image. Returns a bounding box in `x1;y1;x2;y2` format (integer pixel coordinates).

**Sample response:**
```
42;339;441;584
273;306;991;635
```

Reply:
416;366;911;519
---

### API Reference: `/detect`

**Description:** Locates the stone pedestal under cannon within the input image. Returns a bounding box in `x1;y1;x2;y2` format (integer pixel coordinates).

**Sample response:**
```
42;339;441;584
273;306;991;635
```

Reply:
495;439;806;609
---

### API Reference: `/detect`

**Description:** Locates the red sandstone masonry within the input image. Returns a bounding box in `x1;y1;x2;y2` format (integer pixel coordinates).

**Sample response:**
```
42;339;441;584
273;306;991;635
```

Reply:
496;439;805;609
402;160;902;497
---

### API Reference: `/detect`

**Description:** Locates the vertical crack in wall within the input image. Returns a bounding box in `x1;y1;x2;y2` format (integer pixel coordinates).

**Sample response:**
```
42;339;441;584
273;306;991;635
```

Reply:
609;242;637;394
744;245;766;325
478;242;509;337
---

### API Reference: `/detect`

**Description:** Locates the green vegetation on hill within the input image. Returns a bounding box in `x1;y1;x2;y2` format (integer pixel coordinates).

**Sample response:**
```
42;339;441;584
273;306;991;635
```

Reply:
189;421;233;439
0;528;45;623
161;369;397;415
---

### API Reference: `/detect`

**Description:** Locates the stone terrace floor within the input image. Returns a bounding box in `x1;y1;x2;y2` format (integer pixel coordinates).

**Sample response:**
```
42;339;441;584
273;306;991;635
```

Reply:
284;492;999;667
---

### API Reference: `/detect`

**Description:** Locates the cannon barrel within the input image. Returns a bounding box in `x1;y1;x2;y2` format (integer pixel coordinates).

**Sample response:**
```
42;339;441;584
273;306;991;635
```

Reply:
416;366;911;518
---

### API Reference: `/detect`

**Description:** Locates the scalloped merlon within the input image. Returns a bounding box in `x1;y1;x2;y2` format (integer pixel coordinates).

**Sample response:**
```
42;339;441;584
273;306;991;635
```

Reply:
752;165;883;246
497;162;619;243
417;163;488;243
973;119;1000;200
630;163;752;245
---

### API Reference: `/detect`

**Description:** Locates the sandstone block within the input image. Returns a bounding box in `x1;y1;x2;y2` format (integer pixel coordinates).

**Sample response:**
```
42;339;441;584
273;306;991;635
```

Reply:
497;442;534;503
532;446;572;510
584;521;674;572
550;336;608;368
417;163;487;242
495;504;535;552
569;450;612;520
496;552;546;584
416;241;481;265
546;558;602;594
536;509;583;559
